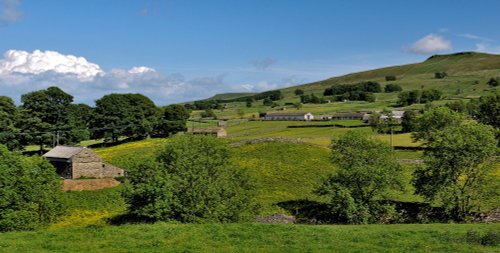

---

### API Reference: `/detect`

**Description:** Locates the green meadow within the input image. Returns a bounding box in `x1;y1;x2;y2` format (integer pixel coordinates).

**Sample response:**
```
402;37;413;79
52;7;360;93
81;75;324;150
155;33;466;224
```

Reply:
0;223;498;252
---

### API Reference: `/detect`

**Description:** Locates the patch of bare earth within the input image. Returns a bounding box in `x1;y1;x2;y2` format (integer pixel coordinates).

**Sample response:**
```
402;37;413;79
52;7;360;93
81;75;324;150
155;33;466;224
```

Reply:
63;178;120;191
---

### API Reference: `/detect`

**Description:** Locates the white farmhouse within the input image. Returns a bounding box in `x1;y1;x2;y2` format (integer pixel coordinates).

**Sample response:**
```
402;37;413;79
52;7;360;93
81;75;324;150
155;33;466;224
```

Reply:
263;112;314;121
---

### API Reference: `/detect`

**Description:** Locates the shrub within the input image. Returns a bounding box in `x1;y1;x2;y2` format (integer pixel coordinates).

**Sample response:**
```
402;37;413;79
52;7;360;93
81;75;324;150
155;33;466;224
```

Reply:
385;75;397;81
466;230;500;246
124;135;256;223
487;77;499;87
384;84;402;93
0;145;63;231
435;72;447;79
294;89;304;95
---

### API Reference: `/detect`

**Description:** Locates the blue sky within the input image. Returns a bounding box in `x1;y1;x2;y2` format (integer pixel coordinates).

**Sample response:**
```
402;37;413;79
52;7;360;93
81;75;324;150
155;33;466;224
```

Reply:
1;0;499;105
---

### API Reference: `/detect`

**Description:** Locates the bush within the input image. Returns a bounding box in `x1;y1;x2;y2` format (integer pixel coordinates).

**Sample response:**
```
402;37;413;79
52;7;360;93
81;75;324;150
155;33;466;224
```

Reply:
487;77;499;87
124;135;256;223
435;72;447;79
200;109;217;119
384;84;402;93
294;89;304;95
466;230;500;246
385;76;397;81
0;145;63;231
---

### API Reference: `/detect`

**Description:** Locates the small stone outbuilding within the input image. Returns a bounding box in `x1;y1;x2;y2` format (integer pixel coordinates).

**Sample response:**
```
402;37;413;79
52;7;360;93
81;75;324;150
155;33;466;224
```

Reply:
43;146;124;179
189;127;227;138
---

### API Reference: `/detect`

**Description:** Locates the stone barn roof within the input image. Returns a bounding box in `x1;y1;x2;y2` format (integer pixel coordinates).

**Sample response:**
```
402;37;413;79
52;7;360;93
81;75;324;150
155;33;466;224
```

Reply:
43;146;85;159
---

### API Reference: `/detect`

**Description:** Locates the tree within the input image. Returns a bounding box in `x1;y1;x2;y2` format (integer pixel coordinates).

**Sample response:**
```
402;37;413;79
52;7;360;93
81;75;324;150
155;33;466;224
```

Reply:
294;89;304;96
245;98;253;108
487;77;498;87
0;96;22;150
412;107;466;142
294;102;303;110
263;97;273;106
200;109;217;119
401;110;417;133
435;72;447;79
398;91;411;106
474;92;500;129
20;87;74;151
412;121;498;221
385;75;397;81
66;103;94;144
421;89;442;103
93;93;158;142
316;131;404;224
0;145;63;231
384;84;402;93
361;92;376;102
155;104;190;137
124;135;256;222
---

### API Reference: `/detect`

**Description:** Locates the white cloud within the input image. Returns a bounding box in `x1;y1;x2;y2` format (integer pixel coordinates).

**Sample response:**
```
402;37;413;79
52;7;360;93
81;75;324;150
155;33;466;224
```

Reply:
475;43;500;54
128;66;156;74
0;50;103;81
409;34;452;54
0;0;22;26
0;49;245;105
459;33;495;42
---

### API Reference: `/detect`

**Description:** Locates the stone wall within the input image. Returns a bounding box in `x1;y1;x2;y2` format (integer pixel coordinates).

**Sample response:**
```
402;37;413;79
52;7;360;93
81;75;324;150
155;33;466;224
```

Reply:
70;148;124;179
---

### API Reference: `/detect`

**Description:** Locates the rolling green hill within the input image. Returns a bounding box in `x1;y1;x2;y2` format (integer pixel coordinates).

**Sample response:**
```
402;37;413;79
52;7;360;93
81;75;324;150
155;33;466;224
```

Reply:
207;92;257;100
198;52;499;118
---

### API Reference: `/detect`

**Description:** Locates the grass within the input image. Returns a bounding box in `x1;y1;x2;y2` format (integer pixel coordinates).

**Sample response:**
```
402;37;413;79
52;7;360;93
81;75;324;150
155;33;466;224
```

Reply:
0;223;498;252
94;138;169;168
233;142;333;214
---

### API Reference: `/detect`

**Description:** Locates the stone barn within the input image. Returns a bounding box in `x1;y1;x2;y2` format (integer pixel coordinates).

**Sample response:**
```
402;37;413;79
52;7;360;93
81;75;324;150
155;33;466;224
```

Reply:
43;146;124;179
188;127;227;138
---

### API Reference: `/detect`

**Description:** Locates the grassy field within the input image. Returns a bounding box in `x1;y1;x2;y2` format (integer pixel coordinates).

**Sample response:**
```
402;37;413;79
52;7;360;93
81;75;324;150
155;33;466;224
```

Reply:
0;223;498;252
233;142;333;214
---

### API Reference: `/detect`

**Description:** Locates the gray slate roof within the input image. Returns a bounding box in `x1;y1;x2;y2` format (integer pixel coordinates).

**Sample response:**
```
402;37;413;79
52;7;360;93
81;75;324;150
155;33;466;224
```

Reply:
43;146;85;159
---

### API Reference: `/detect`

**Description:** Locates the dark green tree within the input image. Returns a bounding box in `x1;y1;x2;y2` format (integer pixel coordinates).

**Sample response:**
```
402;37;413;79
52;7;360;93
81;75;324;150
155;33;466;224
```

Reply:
20;87;74;151
155;104;190;137
0;96;22;150
0;145;63;231
245;98;253;108
401;110;417;133
294;88;304;95
412;107;466;142
412;121;498;221
384;84;402;93
93;93;158;142
263;97;273;106
124;135;256;222
487;77;498;87
316;131;404;224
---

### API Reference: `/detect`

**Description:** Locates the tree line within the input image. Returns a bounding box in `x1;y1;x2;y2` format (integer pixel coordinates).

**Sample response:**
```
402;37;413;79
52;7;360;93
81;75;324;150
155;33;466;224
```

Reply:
0;87;190;152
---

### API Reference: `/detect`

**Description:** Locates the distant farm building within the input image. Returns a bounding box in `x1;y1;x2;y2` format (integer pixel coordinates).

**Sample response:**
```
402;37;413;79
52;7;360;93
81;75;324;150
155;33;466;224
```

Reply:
380;110;405;121
43;146;124;179
263;112;314;121
321;112;369;121
189;127;227;138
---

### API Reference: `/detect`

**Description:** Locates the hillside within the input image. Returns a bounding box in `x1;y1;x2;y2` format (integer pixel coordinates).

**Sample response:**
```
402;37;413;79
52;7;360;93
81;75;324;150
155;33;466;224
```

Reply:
198;52;500;118
290;52;500;93
207;92;257;100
